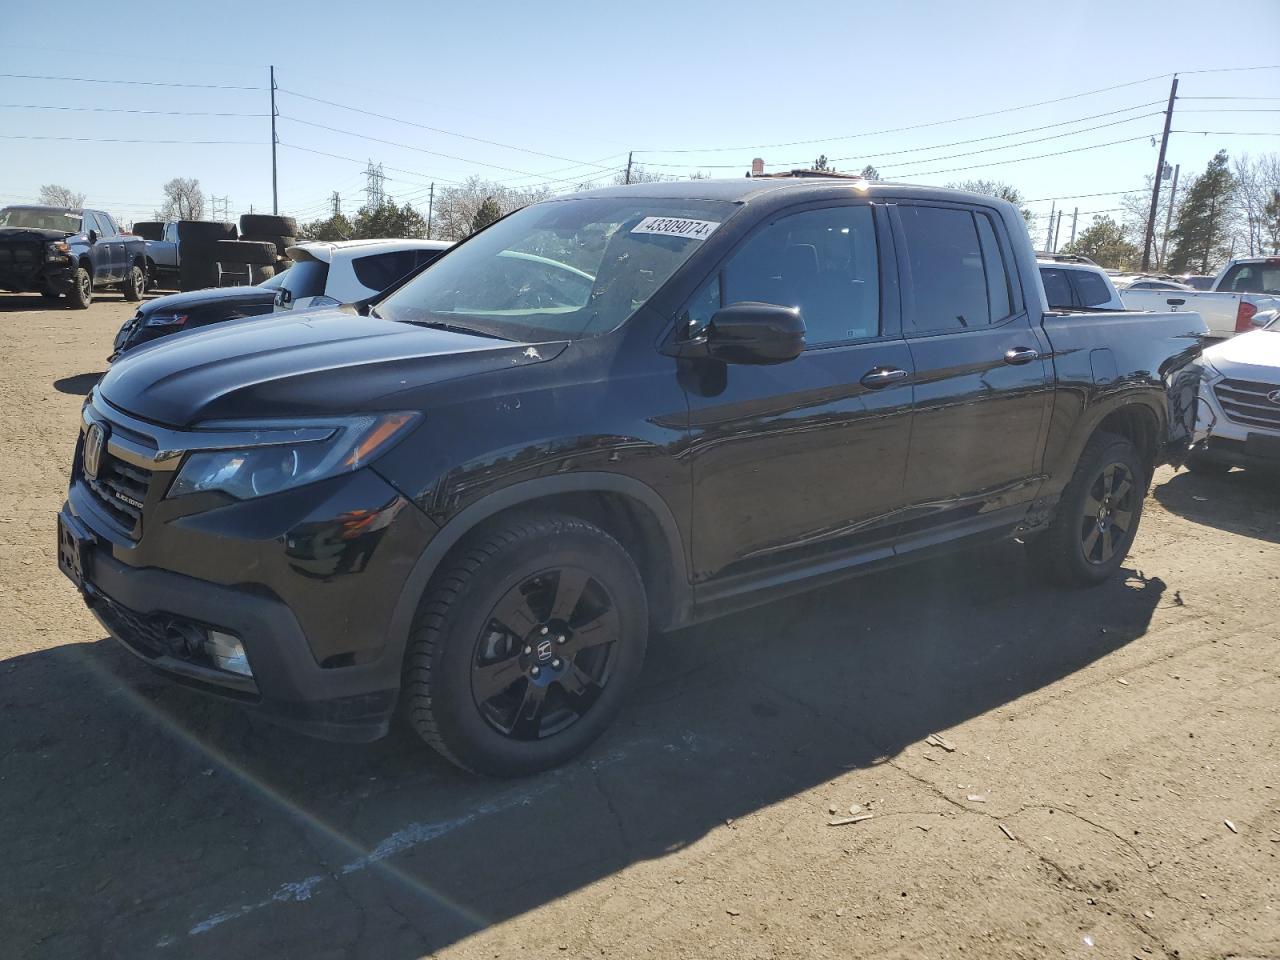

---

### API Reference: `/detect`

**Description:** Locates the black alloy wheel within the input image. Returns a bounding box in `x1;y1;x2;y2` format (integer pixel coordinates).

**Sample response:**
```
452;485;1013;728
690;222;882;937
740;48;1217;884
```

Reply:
403;513;648;776
471;567;619;740
1079;462;1137;565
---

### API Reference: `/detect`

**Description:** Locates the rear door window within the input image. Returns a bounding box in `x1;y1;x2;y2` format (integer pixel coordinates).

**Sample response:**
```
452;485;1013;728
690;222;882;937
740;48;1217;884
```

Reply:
974;214;1012;320
1071;270;1115;308
897;205;991;333
352;250;418;292
1039;268;1074;309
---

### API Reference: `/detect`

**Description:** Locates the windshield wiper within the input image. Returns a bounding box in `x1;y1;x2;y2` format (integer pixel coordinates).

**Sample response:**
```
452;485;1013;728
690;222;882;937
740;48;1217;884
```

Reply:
400;318;509;341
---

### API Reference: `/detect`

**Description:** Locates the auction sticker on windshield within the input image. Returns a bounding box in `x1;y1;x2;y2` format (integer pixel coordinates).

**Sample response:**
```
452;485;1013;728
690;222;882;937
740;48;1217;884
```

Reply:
631;217;720;240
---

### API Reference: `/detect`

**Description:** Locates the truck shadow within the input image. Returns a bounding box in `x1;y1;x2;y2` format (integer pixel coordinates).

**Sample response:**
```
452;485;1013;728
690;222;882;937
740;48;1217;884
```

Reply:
52;372;105;396
1153;468;1280;544
2;543;1165;959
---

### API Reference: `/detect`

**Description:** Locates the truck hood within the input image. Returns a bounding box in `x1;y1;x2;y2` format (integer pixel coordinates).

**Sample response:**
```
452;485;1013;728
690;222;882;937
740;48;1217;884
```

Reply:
137;285;273;317
1204;328;1280;373
0;226;74;243
97;308;566;427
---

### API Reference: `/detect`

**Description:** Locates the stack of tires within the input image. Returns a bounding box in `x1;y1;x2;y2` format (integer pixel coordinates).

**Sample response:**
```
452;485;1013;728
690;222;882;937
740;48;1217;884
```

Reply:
239;214;297;276
212;239;278;286
131;221;164;242
177;221;237;292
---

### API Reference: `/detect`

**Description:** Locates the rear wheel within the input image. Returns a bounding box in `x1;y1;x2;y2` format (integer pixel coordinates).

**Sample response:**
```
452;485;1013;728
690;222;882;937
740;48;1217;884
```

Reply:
1028;431;1145;586
122;263;145;301
403;514;648;777
68;267;93;309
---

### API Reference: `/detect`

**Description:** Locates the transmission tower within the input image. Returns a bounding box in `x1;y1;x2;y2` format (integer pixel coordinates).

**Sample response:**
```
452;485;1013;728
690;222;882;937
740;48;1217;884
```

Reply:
210;194;231;222
330;191;342;218
363;161;386;208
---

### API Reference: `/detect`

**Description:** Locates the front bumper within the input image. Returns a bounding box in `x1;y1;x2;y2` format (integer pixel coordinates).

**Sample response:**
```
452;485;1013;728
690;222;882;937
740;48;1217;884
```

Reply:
58;430;439;740
1193;377;1280;469
0;260;73;294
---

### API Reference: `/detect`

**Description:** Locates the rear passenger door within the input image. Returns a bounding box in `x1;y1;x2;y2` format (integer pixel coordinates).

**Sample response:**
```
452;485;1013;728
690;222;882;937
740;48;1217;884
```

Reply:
683;201;916;587
890;202;1052;543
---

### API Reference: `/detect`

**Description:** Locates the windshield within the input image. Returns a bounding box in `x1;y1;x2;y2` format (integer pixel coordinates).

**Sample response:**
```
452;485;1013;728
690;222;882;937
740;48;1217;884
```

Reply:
376;197;736;341
0;206;82;231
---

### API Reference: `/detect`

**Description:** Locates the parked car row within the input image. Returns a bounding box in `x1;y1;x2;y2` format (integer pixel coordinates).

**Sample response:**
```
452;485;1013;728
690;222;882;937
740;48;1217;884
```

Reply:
59;177;1210;776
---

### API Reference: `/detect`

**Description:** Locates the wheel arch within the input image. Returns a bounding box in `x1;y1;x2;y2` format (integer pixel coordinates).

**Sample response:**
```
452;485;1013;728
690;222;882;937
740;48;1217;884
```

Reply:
387;474;693;667
1093;401;1162;474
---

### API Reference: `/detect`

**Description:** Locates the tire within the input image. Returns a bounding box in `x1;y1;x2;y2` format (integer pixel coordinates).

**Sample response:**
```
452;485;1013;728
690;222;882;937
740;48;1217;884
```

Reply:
131;221;164;242
122;262;145;301
239;214;297;237
250;264;276;284
178;259;219;293
1186;452;1231;476
216;263;251;287
403;513;648;777
211;239;276;266
68;267;93;309
242;233;296;257
1027;431;1146;586
176;220;237;243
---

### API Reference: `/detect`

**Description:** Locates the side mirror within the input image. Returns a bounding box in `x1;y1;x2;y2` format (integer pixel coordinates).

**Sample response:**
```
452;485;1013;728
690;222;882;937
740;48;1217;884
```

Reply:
88;229;98;245
705;302;805;364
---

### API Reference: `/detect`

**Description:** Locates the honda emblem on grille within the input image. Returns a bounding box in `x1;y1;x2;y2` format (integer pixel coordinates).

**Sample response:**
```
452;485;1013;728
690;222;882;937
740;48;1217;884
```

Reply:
83;422;107;480
1267;389;1280;405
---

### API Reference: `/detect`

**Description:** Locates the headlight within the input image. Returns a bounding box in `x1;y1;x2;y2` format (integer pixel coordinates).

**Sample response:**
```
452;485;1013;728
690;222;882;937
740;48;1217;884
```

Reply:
45;240;70;261
167;412;420;500
1199;356;1222;383
144;313;188;328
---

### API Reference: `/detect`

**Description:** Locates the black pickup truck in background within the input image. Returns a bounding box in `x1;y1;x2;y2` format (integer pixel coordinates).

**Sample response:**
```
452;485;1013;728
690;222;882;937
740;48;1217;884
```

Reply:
0;205;147;308
59;177;1207;776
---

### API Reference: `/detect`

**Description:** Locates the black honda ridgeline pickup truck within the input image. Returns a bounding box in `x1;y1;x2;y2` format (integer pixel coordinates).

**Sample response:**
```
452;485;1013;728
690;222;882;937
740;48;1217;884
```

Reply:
58;178;1206;776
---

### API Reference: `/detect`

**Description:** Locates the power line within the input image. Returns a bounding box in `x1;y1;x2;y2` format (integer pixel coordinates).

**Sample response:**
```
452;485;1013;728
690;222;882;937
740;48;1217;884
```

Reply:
0;134;258;144
1023;189;1136;203
278;142;463;186
1172;130;1280;136
0;102;267;117
888;133;1157;180
0;72;261;90
277;87;618;172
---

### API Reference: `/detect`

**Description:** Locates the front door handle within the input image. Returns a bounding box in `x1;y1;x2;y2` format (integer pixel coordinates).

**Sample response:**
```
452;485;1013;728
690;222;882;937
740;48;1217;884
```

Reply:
860;367;909;388
1003;346;1039;365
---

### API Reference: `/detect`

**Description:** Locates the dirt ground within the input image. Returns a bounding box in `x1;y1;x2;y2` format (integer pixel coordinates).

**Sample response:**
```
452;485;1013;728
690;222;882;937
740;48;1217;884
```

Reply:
1;290;1278;960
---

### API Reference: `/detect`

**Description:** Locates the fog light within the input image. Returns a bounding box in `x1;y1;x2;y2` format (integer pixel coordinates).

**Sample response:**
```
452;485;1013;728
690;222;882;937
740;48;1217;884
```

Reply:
205;630;252;676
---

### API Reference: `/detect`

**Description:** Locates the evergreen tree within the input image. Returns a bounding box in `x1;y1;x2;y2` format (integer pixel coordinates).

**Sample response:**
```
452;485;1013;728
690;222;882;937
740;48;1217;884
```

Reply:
1061;216;1140;270
470;196;502;234
351;199;426;240
1167;150;1236;275
298;213;353;242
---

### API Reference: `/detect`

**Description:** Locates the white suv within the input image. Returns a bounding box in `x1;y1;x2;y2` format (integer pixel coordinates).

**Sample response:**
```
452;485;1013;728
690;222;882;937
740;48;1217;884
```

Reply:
1191;313;1280;474
275;238;453;311
1036;255;1125;311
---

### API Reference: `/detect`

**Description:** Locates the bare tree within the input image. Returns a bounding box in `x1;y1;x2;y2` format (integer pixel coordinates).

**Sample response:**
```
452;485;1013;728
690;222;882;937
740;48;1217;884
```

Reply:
947;179;1034;226
156;177;205;221
38;184;85;208
431;176;552;241
1232;153;1280;256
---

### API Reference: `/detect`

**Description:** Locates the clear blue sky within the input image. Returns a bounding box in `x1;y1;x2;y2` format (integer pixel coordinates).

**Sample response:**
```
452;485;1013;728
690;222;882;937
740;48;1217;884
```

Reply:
2;0;1277;237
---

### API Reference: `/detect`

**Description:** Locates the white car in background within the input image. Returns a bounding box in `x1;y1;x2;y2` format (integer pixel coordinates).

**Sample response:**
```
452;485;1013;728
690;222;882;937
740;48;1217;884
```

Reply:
1116;259;1279;340
1036;255;1125;311
1191;313;1280;474
277;238;454;311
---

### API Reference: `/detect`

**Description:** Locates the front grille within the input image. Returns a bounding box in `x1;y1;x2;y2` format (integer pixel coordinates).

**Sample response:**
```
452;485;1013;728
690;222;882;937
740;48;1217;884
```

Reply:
0;241;41;266
82;451;152;539
1214;377;1280;429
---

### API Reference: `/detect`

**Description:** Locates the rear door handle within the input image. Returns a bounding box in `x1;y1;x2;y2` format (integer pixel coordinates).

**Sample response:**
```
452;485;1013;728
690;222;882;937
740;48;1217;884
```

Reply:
860;367;909;388
1003;346;1039;365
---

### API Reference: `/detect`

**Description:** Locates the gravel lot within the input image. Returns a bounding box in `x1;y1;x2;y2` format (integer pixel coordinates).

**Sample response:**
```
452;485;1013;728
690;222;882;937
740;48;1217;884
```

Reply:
2;291;1278;960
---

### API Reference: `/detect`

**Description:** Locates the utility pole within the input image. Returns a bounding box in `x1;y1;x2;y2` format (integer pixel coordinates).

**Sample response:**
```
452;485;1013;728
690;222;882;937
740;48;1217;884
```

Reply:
1043;201;1056;252
1052;210;1063;252
625;151;633;185
270;65;279;215
426;182;434;239
1158;162;1180;270
1142;75;1178;272
1069;207;1079;246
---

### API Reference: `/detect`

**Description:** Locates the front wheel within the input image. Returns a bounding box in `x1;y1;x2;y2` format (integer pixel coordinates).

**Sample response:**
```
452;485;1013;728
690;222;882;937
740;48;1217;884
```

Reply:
403;513;648;777
67;267;93;309
1028;431;1146;586
122;263;145;302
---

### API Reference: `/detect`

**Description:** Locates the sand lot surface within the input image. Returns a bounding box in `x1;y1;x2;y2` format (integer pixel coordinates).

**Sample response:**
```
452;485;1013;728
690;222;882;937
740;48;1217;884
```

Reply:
2;291;1277;959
